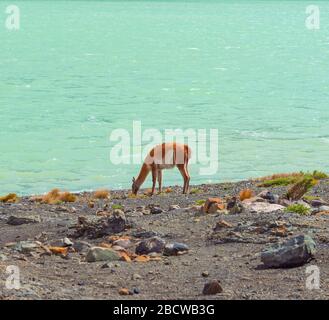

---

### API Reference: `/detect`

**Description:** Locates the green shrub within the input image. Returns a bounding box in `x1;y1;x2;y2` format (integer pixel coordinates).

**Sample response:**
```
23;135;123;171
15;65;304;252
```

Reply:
311;170;328;180
285;204;310;215
259;170;328;187
112;204;123;210
303;195;321;202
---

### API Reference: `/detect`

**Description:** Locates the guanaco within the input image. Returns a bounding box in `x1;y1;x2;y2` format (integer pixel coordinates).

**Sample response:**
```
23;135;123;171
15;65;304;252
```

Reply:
132;142;192;195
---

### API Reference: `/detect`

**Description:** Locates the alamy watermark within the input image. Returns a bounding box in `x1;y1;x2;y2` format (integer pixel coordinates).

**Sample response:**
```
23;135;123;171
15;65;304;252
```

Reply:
305;5;320;30
4;4;20;30
109;121;219;175
2;265;21;290
306;265;320;290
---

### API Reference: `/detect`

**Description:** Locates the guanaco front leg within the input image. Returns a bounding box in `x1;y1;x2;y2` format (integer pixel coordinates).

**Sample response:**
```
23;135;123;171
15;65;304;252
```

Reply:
184;164;190;194
151;166;157;195
157;170;162;194
177;164;190;194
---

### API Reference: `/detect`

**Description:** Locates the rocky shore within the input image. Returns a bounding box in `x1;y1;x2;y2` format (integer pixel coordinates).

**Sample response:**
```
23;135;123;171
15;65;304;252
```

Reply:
1;177;329;300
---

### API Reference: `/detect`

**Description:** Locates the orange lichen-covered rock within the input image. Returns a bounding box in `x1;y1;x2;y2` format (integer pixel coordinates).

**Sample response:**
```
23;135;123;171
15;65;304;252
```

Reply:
48;246;68;255
134;255;150;262
119;252;132;263
118;288;130;295
203;198;225;213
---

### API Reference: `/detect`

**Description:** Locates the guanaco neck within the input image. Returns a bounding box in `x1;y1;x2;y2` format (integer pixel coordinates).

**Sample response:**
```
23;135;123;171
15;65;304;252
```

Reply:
135;163;151;188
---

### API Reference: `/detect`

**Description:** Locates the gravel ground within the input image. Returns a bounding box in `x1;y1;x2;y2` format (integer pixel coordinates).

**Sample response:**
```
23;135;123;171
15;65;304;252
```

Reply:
0;179;329;300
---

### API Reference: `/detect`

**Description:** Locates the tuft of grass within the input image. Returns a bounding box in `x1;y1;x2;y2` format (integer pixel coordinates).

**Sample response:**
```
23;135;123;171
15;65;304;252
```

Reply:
42;189;77;204
93;189;110;200
0;193;18;203
285;204;310;215
195;199;206;206
59;192;77;203
239;189;254;201
312;170;328;180
260;176;300;187
258;170;328;187
112;204;123;210
189;188;201;194
303;195;321;202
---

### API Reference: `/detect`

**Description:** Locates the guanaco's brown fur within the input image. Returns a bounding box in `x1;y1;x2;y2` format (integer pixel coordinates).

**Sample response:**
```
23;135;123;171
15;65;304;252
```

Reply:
132;142;192;195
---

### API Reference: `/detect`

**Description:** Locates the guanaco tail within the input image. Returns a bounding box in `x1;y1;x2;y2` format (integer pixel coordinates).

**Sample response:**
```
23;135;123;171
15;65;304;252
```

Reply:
132;142;192;195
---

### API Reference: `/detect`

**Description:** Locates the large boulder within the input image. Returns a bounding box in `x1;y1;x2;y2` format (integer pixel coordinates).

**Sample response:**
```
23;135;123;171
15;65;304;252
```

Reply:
261;235;316;268
74;209;127;238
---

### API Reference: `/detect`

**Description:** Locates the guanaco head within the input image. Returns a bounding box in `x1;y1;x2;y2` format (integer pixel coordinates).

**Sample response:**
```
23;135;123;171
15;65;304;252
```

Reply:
132;177;139;195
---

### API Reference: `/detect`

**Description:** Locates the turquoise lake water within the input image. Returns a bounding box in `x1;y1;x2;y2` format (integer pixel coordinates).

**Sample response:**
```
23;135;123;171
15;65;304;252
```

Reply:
1;1;329;195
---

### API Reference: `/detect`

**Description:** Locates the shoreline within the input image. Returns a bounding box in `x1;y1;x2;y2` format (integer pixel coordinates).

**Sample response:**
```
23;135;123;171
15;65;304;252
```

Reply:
1;177;329;299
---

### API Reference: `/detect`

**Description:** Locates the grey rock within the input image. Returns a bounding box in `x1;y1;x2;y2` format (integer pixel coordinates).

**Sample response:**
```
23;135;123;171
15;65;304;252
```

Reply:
113;238;131;249
50;237;74;247
135;237;166;255
150;207;163;214
0;253;8;261
163;242;189;256
310;199;328;207
242;202;285;214
261;235;316;268
132;230;161;239
132;273;142;280
63;237;74;246
14;241;41;254
169;205;180;211
104;209;127;233
72;240;91;253
101;262;114;269
202;271;209;277
226;197;243;214
319;205;329;212
86;247;121;263
7;215;41;226
132;287;140;294
258;191;280;204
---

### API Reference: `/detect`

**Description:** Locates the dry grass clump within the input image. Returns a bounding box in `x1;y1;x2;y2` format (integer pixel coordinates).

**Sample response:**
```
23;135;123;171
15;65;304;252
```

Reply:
0;193;18;203
255;172;303;182
286;177;318;201
239;189;254;201
32;189;77;204
93;189;110;200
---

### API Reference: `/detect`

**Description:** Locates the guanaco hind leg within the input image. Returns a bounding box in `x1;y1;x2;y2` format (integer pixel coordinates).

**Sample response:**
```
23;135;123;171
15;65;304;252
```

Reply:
157;170;163;193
